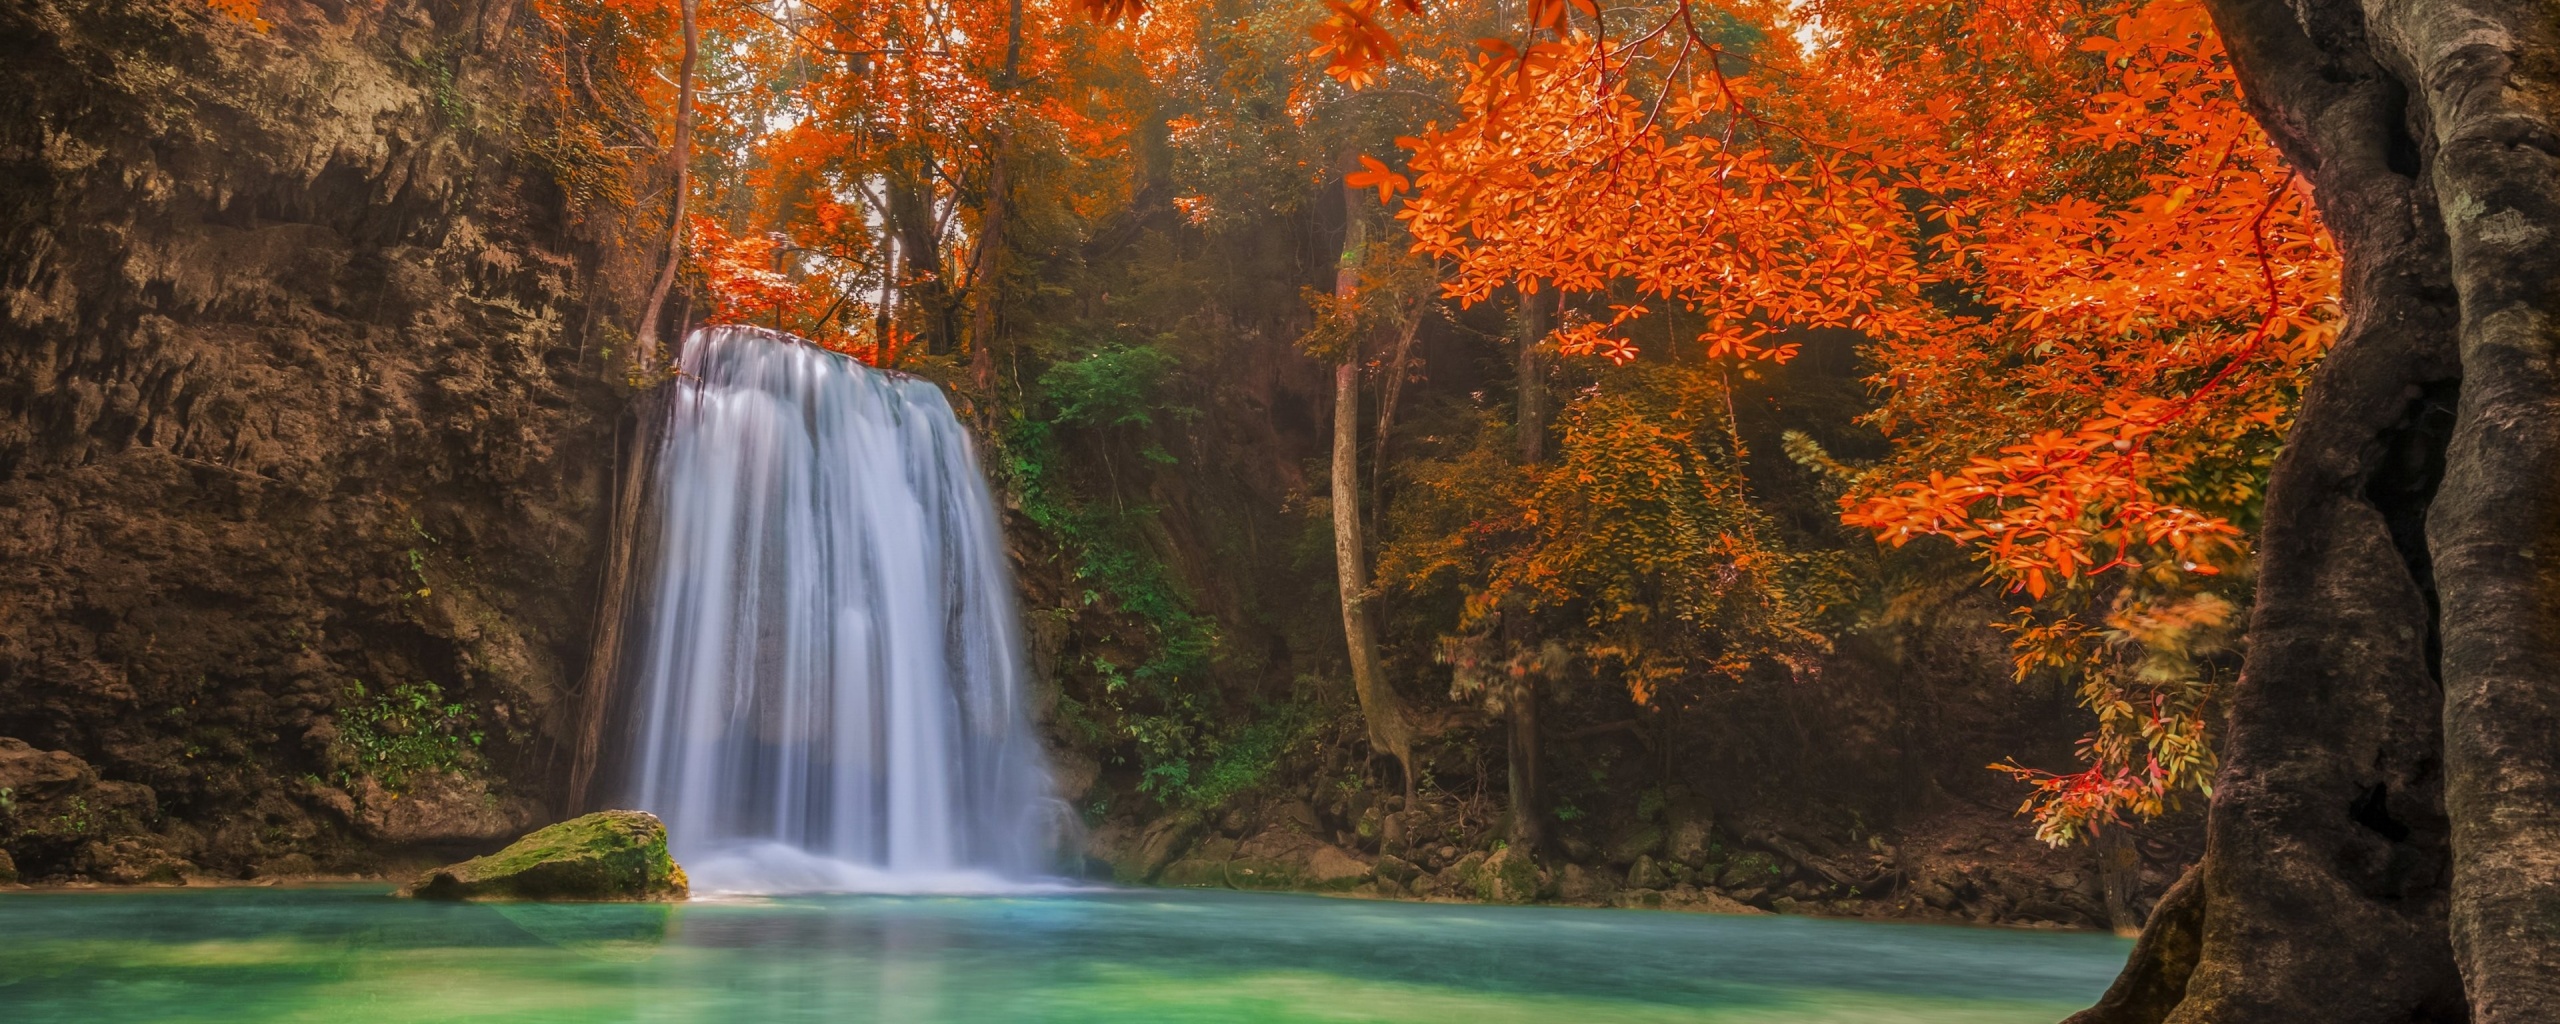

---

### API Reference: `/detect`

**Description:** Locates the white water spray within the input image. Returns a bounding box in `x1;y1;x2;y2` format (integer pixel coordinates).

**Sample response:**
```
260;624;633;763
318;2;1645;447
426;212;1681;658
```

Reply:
620;327;1064;895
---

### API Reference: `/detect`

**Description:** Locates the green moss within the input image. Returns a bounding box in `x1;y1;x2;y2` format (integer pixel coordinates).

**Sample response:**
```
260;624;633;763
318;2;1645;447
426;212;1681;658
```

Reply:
398;810;688;902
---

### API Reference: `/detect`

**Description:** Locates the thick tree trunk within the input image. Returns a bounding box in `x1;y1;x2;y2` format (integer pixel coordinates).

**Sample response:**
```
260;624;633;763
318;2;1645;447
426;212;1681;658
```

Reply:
2394;7;2560;1019
2075;2;2560;1020
1330;165;1417;806
631;0;697;372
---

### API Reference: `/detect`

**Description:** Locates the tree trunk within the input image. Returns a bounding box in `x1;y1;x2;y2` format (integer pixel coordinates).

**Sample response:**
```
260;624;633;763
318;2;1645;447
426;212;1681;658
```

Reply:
890;139;957;357
2073;2;2560;1020
2096;825;2143;937
1507;668;1543;851
1505;288;1549;849
631;0;697;372
1516;289;1548;464
1330;163;1417;806
967;0;1023;408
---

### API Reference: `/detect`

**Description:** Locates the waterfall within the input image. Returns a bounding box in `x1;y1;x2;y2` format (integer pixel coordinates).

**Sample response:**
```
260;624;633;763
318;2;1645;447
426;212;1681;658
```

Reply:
618;326;1063;894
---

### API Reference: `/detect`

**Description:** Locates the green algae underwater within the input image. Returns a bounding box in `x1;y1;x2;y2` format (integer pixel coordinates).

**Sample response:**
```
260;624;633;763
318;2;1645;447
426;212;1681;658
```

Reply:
0;885;2125;1023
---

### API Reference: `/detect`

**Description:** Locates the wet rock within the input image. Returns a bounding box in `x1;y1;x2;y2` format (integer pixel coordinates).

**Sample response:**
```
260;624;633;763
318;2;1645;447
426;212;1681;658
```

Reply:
1226;830;1372;891
1476;844;1537;904
1157;857;1229;888
1378;811;1408;851
0;737;176;879
1681;888;1765;915
1559;835;1598;863
0;738;89;799
1615;888;1666;909
2014;897;2096;927
1558;862;1617;902
1665;816;1714;868
1049;750;1101;805
1605;825;1664;865
1439;850;1489;893
1909;876;1962;909
1374;852;1422;885
251;853;318;879
1122;813;1202;883
1626;854;1671;891
398;810;688;902
1278;800;1322;833
1718;850;1786;890
74;836;193;884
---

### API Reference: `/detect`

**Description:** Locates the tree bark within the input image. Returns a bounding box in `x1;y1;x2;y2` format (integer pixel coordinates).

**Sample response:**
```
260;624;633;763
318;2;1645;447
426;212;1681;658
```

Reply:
967;0;1023;408
631;0;697;372
889;127;958;356
2097;825;2144;937
1516;289;1548;464
2074;1;2560;1020
1507;668;1543;851
2393;2;2560;1016
1330;161;1417;806
1504;288;1549;849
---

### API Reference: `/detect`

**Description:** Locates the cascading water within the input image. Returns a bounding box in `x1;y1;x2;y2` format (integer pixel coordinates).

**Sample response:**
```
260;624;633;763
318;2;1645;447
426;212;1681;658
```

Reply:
618;326;1064;895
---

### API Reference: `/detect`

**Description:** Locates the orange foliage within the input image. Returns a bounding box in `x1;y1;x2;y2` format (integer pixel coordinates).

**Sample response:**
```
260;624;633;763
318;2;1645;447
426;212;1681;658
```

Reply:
1340;0;2331;840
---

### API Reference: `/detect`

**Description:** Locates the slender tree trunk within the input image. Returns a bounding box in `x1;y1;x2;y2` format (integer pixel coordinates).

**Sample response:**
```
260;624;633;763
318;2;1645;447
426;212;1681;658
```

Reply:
1507;668;1543;851
1516;289;1548;464
2096;826;2143;937
1504;287;1549;849
2074;2;2560;1020
632;0;698;372
875;237;900;366
1330;159;1417;807
968;0;1023;407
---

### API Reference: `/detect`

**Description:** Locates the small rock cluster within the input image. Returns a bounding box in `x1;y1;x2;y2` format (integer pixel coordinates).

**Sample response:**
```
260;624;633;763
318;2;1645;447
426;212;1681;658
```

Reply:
1088;781;2173;929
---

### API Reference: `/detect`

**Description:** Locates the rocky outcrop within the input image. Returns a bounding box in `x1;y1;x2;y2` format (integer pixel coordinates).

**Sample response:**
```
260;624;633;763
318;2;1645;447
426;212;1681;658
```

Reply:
0;0;640;878
398;810;686;901
0;737;178;879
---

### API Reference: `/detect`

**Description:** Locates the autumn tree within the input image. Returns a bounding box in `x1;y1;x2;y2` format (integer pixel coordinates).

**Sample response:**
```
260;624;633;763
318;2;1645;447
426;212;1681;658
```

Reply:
1312;0;2560;1017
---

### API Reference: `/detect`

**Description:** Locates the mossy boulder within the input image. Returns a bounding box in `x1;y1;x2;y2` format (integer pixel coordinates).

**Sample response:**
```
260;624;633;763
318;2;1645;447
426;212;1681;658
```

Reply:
1717;850;1788;890
1475;844;1539;904
398;810;688;902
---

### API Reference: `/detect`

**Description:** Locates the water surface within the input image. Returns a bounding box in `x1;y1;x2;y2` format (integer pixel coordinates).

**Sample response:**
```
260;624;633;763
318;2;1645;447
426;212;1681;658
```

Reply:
0;886;2125;1023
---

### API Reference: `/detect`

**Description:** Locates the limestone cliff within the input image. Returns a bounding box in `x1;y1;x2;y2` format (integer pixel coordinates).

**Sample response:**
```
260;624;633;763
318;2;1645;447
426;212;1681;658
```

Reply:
0;0;636;880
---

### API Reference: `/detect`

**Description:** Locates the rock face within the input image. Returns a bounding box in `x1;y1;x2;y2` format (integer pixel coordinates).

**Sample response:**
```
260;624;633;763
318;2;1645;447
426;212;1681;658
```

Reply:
0;736;192;881
0;0;640;878
398;811;687;902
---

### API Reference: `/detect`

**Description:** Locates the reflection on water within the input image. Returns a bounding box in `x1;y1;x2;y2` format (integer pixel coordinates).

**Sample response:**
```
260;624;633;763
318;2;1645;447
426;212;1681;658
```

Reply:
0;885;2128;1023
